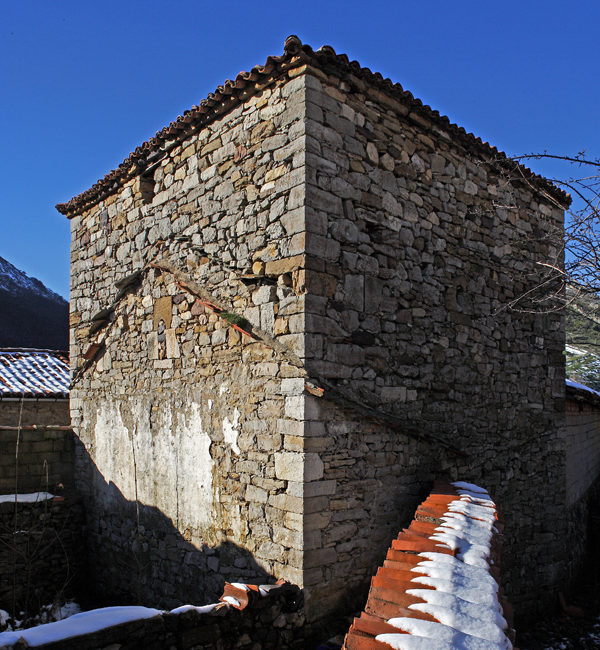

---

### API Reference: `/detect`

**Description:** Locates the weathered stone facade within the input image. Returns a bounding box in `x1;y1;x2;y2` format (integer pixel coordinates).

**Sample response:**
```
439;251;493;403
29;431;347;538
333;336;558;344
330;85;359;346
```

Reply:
58;37;568;621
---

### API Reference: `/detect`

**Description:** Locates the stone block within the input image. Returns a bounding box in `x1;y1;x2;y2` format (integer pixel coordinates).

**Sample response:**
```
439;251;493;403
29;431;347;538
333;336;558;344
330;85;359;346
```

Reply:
304;452;324;481
277;418;304;437
274;452;303;482
252;285;277;305
147;332;158;360
245;484;268;504
274;451;323;482
304;547;337;568
153;296;172;329
265;255;305;276
268;493;303;514
281;378;305;395
304;480;337;497
165;329;180;358
304;511;332;531
273;525;303;550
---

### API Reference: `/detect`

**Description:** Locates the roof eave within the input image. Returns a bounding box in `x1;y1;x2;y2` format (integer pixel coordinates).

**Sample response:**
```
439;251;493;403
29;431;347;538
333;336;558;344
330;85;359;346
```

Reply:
56;35;570;218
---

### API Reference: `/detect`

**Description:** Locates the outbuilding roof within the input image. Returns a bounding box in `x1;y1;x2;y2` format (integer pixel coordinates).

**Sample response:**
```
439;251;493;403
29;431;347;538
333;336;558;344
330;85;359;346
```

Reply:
56;35;569;218
0;349;70;398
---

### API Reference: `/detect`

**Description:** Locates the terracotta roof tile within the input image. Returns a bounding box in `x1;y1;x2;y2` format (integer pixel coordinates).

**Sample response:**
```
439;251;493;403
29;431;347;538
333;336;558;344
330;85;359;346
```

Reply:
342;480;514;649
56;35;569;218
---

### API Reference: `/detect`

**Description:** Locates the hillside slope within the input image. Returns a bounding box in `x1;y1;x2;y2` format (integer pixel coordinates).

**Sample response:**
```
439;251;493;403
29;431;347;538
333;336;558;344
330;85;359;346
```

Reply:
0;257;68;350
566;287;600;390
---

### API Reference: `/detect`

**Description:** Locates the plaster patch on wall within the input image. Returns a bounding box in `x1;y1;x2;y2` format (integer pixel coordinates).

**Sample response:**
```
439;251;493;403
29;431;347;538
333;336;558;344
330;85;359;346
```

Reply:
92;397;214;534
219;383;228;396
177;402;214;531
93;400;137;502
223;408;241;455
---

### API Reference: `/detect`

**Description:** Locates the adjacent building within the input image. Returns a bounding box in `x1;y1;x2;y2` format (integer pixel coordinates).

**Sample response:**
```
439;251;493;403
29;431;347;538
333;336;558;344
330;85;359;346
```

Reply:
0;348;71;492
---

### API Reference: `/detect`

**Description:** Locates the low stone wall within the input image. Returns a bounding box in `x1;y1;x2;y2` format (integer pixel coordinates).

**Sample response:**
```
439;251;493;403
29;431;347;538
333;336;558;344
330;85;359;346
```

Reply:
0;583;305;649
565;396;600;506
0;496;85;617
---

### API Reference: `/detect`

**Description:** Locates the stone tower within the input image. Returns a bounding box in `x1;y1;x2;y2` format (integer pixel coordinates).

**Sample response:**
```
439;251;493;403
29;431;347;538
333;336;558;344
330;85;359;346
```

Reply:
58;36;568;620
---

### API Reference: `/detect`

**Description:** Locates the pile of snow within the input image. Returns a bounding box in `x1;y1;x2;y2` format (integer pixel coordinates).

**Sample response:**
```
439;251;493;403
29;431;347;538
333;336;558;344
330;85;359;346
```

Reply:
375;481;512;650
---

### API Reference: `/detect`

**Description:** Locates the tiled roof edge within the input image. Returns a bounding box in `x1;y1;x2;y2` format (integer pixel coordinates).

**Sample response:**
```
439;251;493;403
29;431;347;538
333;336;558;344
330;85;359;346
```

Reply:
0;349;70;398
342;479;515;649
566;379;600;406
56;35;570;218
0;348;68;355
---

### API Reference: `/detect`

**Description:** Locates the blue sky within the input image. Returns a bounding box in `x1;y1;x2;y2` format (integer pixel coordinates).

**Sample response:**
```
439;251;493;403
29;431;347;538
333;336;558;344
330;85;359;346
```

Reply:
1;0;598;299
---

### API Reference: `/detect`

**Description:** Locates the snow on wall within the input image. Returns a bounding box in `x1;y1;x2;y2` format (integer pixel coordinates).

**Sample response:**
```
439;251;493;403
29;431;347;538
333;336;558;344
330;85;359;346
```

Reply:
342;480;514;650
0;582;303;649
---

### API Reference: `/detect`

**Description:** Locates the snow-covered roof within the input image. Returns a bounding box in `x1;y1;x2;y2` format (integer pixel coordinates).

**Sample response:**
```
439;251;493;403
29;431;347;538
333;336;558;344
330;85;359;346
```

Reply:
566;378;600;401
0;349;69;398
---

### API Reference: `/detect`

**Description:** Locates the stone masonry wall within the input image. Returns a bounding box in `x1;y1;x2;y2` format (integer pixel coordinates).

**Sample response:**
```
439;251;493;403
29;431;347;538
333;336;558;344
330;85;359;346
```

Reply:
563;397;600;585
69;72;314;609
0;400;70;428
299;65;565;617
565;398;600;505
0;400;73;493
0;496;85;617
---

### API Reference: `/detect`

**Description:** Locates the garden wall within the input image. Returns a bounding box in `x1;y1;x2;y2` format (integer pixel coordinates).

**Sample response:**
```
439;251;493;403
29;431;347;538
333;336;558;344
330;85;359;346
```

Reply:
0;496;85;617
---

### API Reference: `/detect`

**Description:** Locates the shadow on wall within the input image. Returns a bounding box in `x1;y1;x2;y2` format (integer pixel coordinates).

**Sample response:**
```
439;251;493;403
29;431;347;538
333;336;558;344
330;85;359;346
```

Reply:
0;496;86;619
73;436;278;611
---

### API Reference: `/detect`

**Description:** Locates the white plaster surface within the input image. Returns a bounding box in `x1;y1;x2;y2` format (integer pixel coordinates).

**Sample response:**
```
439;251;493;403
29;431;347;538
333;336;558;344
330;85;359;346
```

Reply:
91;397;214;533
223;407;241;455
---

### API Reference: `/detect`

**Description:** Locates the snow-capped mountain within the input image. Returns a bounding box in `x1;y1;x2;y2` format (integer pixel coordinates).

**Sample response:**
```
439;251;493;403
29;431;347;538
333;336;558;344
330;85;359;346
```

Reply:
0;256;65;303
0;256;68;350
